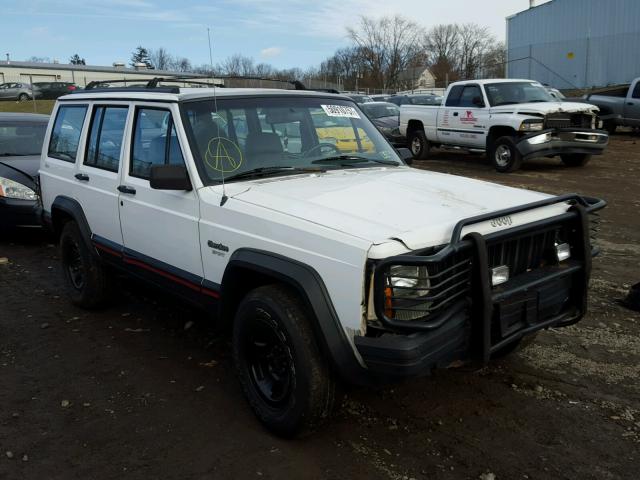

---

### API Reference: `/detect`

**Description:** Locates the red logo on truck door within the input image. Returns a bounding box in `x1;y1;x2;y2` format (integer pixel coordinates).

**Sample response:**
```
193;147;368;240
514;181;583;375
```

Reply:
460;110;477;124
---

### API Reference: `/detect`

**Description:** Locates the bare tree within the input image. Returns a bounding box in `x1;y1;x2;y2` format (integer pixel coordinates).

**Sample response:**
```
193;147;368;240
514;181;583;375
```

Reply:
457;23;493;79
347;16;426;89
150;47;173;71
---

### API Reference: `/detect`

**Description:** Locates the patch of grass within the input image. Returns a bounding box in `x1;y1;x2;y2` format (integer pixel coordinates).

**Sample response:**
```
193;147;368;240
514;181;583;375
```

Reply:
0;100;56;115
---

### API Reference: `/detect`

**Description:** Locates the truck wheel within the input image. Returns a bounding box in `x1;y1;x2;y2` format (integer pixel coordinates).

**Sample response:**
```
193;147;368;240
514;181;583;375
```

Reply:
561;154;591;167
603;121;617;135
233;284;335;437
408;130;429;160
59;221;113;308
489;136;522;172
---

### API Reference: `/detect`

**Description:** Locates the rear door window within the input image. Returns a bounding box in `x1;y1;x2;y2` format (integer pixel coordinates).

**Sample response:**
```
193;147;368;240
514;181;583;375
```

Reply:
48;104;88;162
84;106;128;172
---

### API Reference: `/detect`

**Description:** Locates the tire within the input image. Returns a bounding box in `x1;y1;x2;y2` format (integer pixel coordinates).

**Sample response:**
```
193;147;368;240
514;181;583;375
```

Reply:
408;129;429;160
489;136;523;173
603;120;617;135
233;284;335;437
561;153;591;167
59;221;112;308
18;93;29;102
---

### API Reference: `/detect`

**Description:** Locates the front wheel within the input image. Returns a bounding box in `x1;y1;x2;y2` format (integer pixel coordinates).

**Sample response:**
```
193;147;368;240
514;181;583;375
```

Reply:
561;153;591;167
489;136;523;173
233;284;335;437
408;130;429;160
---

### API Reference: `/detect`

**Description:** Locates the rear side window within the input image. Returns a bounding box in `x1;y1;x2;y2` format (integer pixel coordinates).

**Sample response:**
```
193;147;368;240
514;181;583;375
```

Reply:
48;105;87;162
633;82;640;99
84;106;128;172
445;86;464;107
130;108;185;179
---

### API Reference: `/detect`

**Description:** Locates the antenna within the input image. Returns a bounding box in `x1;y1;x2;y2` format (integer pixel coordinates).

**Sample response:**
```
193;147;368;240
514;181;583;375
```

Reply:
207;26;226;206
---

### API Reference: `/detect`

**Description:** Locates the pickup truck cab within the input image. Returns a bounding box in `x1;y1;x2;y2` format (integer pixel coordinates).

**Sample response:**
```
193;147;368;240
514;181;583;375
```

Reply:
583;77;640;133
400;79;609;172
40;83;605;436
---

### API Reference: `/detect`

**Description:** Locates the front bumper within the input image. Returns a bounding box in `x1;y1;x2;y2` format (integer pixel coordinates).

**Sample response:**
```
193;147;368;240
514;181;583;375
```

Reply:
517;128;609;159
354;194;605;380
0;197;42;228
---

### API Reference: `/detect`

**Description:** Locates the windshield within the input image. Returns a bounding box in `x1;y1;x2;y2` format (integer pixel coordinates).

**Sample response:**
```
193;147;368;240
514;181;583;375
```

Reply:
0;121;47;156
485;82;554;106
181;96;402;185
361;103;400;119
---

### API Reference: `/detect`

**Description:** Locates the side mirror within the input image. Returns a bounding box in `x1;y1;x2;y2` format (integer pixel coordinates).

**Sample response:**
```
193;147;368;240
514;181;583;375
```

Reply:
396;147;413;165
150;164;192;191
472;96;485;107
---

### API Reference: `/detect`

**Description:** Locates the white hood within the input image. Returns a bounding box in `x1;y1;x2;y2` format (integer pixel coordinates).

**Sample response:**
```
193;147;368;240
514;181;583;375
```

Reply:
490;101;598;115
229;167;568;251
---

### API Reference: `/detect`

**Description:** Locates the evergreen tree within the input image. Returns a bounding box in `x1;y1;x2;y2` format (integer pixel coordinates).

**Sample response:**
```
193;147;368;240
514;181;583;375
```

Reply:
130;46;154;69
69;54;86;65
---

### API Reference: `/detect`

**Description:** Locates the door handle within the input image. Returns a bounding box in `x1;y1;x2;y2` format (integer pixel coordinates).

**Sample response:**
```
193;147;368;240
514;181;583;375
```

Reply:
117;185;136;195
453;112;459;116
627;102;634;106
74;173;89;181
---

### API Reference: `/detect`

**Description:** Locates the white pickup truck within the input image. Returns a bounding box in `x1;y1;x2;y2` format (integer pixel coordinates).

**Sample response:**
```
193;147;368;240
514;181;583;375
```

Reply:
399;79;609;172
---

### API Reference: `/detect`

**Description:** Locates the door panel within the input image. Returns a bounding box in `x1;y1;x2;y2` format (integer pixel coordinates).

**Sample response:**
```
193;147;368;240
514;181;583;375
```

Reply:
626;81;640;126
440;84;488;147
74;104;129;245
119;105;203;279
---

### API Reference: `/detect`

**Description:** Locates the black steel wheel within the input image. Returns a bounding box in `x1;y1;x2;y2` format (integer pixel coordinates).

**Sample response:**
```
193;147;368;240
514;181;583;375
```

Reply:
233;284;335;437
59;221;113;308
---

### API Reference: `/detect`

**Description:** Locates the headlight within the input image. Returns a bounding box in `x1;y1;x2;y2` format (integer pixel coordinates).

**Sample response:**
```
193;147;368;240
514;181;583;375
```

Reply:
520;119;544;131
0;177;38;201
388;265;431;298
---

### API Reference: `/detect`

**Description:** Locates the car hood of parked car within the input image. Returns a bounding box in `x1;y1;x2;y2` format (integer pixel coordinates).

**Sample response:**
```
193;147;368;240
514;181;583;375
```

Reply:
227;167;568;251
0;155;40;187
490;101;599;115
372;116;400;129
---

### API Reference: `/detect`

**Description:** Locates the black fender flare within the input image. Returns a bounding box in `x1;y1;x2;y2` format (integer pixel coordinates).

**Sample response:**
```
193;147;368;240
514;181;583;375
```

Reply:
50;196;94;252
221;248;367;383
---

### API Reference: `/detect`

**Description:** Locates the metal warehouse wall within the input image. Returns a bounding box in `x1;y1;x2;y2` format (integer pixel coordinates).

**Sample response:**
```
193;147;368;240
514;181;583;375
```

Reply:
507;0;640;89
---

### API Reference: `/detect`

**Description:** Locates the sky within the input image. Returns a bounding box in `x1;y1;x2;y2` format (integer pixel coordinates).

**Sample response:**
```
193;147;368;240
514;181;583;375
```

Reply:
2;0;550;70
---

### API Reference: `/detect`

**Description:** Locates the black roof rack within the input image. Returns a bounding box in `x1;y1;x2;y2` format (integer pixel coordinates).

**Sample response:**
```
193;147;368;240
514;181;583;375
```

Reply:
82;76;306;93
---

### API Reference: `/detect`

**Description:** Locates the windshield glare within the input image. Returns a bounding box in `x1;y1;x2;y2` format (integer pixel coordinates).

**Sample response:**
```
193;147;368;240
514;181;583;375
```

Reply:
362;103;400;119
0;122;47;156
485;82;554;106
182;97;401;184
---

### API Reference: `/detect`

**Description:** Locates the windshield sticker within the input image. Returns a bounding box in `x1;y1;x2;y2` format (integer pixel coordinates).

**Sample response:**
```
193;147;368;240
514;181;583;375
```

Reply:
205;137;243;173
321;105;361;119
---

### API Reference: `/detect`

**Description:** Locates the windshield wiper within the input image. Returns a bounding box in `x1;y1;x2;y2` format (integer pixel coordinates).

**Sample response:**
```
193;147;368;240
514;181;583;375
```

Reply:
223;166;326;182
311;155;399;166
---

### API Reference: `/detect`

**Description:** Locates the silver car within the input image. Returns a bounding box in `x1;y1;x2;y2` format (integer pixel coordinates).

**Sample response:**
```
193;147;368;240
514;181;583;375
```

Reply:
0;82;33;101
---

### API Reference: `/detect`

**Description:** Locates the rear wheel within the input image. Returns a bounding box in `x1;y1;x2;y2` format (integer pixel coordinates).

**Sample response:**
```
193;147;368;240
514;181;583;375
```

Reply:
59;221;112;308
233;284;335;437
489;136;522;172
408;129;429;160
18;93;29;102
561;153;591;167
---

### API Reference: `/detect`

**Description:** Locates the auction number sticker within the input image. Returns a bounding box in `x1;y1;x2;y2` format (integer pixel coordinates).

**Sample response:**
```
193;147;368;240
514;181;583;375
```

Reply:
321;104;361;119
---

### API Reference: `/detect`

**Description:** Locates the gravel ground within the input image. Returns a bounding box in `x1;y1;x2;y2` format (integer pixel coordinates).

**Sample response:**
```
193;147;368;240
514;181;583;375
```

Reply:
1;132;639;480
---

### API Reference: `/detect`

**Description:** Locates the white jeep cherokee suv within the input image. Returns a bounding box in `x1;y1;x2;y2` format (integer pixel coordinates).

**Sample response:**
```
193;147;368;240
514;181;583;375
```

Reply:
39;83;605;436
